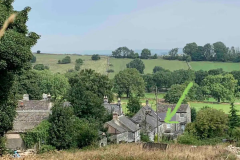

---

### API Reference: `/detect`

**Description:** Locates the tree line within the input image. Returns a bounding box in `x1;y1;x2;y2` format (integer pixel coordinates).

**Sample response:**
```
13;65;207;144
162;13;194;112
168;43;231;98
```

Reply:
164;42;240;62
111;47;157;59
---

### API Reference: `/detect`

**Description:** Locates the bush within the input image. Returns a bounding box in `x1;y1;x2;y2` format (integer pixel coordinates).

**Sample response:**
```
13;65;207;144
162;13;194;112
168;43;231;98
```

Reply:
75;63;81;71
33;64;45;70
140;133;150;142
37;50;41;54
31;55;36;63
58;56;71;64
107;69;114;73
75;58;83;65
109;64;113;66
91;54;100;61
177;133;200;145
39;145;56;154
44;66;49;70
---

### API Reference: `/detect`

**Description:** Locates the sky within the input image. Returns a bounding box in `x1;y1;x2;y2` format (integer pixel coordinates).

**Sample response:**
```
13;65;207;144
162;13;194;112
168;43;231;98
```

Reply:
13;0;240;54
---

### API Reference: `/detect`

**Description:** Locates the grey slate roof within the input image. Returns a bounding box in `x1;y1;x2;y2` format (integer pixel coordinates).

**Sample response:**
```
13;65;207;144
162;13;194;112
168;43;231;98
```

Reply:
103;102;122;115
131;105;161;132
10;112;50;133
158;112;177;122
157;103;189;113
106;120;127;133
17;100;50;110
118;116;140;132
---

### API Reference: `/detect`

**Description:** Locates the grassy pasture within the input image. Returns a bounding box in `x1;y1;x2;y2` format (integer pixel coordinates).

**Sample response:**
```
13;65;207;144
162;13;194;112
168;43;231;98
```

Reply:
34;54;108;74
190;61;240;72
109;58;189;79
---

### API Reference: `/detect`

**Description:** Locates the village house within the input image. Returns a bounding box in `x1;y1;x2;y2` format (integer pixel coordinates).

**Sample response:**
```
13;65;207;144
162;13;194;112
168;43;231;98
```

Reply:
103;96;123;115
104;112;140;144
131;100;161;141
5;94;52;151
157;103;191;136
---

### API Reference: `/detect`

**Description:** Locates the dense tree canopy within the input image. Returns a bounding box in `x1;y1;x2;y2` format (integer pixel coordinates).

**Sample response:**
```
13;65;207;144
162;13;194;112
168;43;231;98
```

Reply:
202;74;238;102
33;64;49;70
126;96;141;117
186;108;228;138
183;42;198;57
112;47;135;58
68;69;113;121
91;54;100;60
126;58;145;74
0;0;40;135
141;48;151;59
114;68;145;98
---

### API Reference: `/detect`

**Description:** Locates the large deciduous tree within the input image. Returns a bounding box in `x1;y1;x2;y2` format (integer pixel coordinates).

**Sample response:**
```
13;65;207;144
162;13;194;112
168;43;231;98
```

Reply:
213;41;228;62
126;96;141;117
0;1;40;135
114;68;145;98
172;69;195;85
112;47;134;58
126;58;145;74
186;108;228;138
202;74;238;102
68;69;113;121
195;70;208;86
141;48;151;59
183;42;198;57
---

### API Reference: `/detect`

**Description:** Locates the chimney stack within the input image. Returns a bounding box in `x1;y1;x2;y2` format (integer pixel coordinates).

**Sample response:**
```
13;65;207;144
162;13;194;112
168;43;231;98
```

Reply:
23;94;29;101
104;96;108;103
113;111;118;121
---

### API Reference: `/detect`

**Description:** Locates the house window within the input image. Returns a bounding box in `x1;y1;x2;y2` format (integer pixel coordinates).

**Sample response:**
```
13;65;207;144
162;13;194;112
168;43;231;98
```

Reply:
181;124;185;131
167;124;171;129
180;113;184;117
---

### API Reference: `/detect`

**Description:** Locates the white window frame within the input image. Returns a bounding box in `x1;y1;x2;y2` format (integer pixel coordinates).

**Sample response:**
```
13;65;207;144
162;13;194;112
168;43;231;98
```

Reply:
167;124;171;129
180;113;184;117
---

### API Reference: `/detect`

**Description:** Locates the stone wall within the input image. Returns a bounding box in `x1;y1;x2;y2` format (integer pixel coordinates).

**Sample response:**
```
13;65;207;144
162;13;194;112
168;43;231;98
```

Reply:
5;134;26;151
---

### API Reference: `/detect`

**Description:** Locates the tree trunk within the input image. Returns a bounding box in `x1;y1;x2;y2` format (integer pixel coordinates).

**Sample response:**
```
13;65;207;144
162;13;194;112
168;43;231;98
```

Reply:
218;97;220;103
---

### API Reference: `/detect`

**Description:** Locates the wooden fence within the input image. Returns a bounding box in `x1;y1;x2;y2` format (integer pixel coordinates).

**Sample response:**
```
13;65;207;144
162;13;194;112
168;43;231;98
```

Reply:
143;142;169;150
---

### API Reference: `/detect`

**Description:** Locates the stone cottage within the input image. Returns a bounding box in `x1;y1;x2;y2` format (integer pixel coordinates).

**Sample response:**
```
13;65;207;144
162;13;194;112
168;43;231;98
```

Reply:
5;94;52;151
157;103;191;136
131;100;162;141
103;96;123;115
104;112;140;144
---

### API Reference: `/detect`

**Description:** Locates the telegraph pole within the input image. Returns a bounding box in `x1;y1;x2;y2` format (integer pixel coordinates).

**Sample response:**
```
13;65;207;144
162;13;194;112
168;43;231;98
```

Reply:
155;86;159;143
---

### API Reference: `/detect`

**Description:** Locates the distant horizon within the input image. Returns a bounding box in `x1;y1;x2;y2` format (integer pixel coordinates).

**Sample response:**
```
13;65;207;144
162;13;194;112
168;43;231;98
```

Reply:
32;48;184;55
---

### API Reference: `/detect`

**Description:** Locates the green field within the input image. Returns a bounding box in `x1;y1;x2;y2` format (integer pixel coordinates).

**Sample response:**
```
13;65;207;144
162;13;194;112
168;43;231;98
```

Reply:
189;102;240;114
190;61;240;72
34;54;108;74
109;58;189;79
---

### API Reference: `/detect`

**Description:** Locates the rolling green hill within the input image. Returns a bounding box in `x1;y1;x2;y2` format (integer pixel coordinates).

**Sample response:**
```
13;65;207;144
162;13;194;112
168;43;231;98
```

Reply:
34;54;108;74
108;58;189;79
33;54;240;78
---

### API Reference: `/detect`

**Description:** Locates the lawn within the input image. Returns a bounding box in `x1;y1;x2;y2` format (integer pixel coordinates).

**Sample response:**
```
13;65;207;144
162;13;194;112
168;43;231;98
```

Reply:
189;102;240;114
109;58;188;79
34;54;108;74
190;61;240;72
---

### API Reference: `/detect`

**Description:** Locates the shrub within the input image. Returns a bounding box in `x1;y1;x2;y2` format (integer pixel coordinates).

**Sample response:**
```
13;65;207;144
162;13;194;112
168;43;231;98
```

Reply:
33;64;45;70
91;54;100;60
75;58;83;65
140;132;150;142
44;66;49;70
37;50;41;54
109;64;113;66
39;145;56;154
75;63;81;71
31;55;36;63
58;56;71;64
177;133;200;145
107;69;114;73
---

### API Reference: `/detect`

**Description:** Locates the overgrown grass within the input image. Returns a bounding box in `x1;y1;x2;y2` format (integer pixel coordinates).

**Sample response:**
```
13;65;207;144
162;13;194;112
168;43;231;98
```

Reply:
4;143;236;160
190;61;240;72
34;54;108;74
